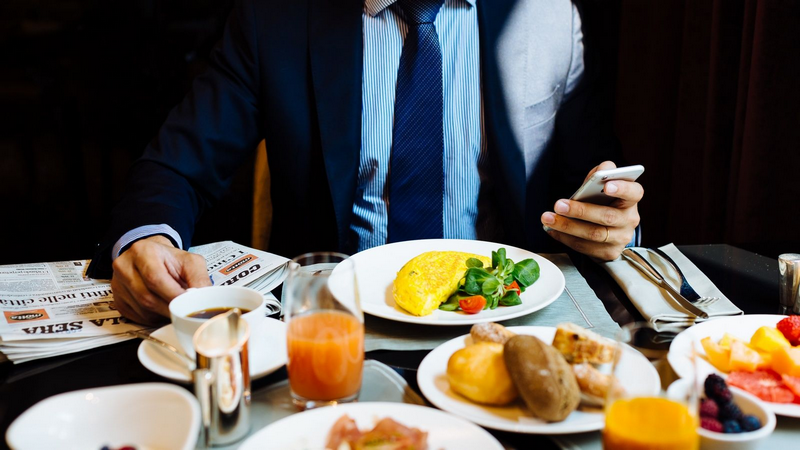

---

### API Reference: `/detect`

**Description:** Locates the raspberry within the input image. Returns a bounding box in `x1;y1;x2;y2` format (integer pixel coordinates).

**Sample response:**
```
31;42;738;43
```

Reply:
699;398;719;418
700;417;724;432
719;401;744;421
739;414;762;432
722;419;742;433
777;316;800;346
705;374;733;404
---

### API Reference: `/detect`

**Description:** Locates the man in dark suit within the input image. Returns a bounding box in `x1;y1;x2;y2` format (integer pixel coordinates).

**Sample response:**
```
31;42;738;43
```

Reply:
89;0;643;324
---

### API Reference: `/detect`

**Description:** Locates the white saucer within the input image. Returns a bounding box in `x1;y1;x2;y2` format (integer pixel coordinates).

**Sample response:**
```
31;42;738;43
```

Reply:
137;318;287;383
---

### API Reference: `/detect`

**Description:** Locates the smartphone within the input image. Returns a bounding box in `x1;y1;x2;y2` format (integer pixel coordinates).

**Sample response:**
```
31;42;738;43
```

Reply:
569;164;644;206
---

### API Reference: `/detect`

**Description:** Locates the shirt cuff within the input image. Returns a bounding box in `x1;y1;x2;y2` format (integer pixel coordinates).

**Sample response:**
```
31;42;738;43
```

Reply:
111;224;183;261
626;224;642;248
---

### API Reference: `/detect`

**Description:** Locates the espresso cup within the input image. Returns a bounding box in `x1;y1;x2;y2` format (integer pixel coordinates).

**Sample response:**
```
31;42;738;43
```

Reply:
169;286;266;358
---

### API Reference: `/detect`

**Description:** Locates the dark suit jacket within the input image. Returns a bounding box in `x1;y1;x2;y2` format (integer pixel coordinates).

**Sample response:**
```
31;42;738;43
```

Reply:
88;0;620;279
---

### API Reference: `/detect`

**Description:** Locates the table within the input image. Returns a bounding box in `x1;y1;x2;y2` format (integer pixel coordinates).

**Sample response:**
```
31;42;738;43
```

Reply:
0;244;786;449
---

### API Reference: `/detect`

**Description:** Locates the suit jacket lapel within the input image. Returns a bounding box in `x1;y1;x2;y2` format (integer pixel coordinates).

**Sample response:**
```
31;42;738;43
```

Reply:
477;0;527;244
309;0;363;250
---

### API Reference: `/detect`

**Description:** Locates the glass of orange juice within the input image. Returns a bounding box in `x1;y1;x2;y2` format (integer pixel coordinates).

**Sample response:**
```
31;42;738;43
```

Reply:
603;322;698;450
283;252;364;410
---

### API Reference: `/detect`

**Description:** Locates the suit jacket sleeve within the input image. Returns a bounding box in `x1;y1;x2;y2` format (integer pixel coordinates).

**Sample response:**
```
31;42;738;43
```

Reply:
88;0;262;279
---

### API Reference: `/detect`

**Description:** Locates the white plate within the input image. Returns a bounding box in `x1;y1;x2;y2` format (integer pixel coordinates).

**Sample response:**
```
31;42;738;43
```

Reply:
6;383;199;450
417;326;661;434
668;314;800;418
238;402;504;450
137;318;287;383
350;239;565;326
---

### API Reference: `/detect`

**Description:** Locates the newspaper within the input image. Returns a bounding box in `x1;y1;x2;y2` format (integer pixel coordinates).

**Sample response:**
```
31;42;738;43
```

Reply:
0;241;289;363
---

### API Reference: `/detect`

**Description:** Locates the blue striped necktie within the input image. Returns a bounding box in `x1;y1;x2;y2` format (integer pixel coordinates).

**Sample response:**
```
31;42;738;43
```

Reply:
387;0;445;243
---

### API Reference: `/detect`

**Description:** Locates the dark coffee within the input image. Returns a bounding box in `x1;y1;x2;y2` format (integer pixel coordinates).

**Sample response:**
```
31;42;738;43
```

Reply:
187;307;251;319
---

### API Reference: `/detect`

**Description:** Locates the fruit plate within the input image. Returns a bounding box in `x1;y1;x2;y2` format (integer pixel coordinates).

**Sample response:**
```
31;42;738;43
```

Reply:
349;239;565;326
416;326;660;434
238;402;504;450
667;314;800;418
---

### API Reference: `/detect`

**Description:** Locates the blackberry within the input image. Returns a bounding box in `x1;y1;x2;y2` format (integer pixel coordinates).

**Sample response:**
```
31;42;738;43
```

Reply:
700;417;723;433
719;401;744;421
739;414;762;432
722;419;742;433
699;398;719;418
704;374;733;403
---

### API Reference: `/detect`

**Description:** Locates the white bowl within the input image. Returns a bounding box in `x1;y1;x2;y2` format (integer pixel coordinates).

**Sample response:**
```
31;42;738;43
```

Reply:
6;383;200;450
667;378;776;450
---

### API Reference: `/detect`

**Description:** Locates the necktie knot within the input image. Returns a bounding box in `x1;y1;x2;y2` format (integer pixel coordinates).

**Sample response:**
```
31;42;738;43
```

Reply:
397;0;444;25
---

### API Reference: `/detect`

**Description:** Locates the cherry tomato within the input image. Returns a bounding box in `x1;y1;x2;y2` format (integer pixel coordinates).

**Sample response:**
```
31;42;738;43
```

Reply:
459;295;486;314
505;280;520;293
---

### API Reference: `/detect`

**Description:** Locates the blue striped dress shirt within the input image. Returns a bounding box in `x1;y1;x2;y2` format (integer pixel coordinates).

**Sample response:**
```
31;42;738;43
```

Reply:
352;0;487;251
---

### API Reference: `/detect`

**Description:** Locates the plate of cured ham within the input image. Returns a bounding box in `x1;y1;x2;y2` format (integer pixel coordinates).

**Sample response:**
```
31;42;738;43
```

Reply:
238;402;503;450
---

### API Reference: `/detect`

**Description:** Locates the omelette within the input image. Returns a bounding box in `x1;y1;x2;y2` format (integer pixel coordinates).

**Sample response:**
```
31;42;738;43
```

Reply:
393;251;491;316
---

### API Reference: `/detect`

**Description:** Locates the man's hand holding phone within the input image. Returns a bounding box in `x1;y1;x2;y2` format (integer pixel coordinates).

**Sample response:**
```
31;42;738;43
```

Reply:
541;161;644;261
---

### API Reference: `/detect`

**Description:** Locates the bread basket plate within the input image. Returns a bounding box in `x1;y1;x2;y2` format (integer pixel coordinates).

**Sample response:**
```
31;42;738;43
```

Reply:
668;314;800;418
349;239;565;326
417;326;660;434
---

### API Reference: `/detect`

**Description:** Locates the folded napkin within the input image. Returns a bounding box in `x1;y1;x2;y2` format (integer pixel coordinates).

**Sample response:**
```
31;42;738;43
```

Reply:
603;243;741;330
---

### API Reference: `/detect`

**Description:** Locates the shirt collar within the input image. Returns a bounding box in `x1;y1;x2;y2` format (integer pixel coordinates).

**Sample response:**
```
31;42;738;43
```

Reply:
365;0;476;18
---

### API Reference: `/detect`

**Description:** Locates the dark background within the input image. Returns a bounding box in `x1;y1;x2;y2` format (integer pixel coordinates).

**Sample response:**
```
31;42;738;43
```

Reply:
1;0;798;266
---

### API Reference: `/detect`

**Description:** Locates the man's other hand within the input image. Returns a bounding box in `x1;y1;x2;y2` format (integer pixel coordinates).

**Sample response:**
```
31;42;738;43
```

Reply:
541;161;643;261
111;235;211;325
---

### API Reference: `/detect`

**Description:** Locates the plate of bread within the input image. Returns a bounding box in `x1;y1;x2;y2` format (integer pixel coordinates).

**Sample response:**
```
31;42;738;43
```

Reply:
349;239;565;325
417;322;660;434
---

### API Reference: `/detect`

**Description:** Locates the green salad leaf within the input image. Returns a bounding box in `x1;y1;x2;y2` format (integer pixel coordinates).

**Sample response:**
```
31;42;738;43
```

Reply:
438;248;542;313
439;295;461;311
512;259;540;287
466;258;484;268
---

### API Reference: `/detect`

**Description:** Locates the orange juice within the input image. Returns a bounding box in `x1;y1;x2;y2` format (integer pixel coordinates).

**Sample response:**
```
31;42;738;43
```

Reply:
286;310;364;401
603;397;698;450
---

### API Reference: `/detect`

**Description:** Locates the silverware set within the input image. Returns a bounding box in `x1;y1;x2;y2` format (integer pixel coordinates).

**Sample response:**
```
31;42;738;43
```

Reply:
621;248;720;319
646;247;719;307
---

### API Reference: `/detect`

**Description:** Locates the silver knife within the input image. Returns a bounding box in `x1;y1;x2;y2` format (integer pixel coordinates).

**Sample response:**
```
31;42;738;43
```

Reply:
621;248;709;319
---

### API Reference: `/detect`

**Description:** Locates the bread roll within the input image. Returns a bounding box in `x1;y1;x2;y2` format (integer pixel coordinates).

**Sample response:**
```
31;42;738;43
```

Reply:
552;323;615;364
447;342;518;405
504;335;580;422
470;322;516;345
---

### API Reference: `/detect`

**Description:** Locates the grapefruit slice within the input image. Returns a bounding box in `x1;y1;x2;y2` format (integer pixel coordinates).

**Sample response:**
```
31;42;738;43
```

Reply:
728;370;796;403
781;374;800;398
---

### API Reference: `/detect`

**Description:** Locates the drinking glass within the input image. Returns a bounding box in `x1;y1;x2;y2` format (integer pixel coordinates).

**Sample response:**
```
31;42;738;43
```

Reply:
282;252;364;410
603;322;699;450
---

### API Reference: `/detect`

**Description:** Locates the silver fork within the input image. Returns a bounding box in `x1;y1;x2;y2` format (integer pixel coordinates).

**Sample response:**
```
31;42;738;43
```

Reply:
647;247;719;307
